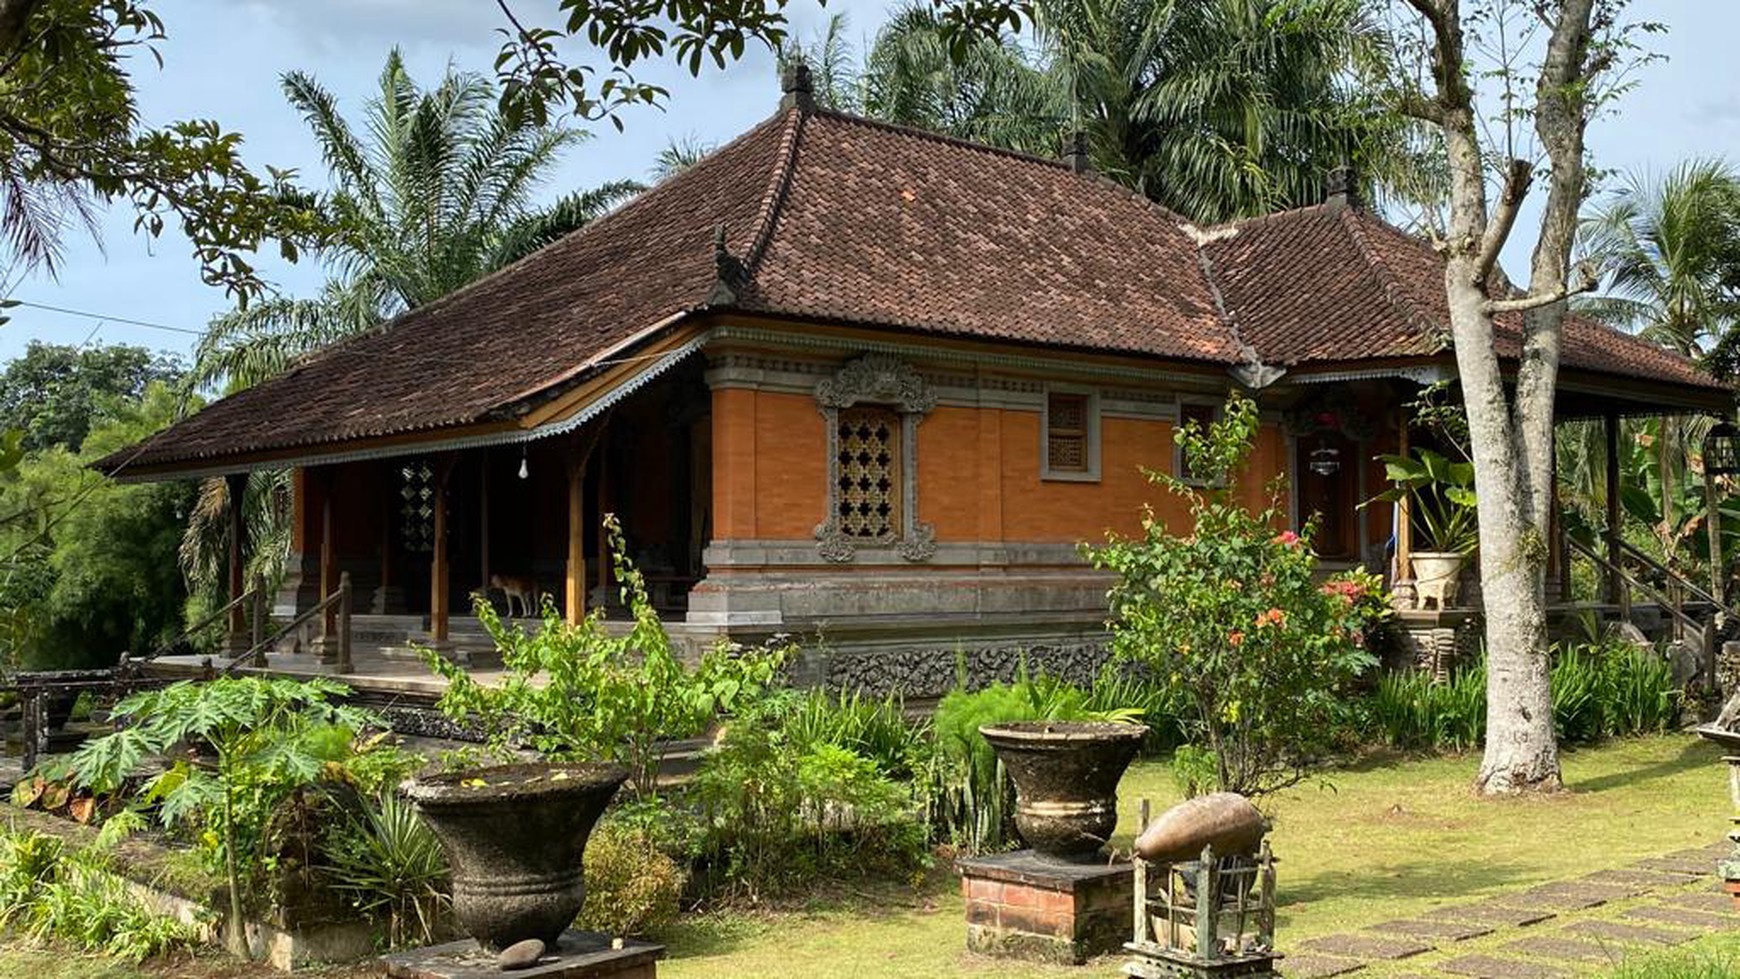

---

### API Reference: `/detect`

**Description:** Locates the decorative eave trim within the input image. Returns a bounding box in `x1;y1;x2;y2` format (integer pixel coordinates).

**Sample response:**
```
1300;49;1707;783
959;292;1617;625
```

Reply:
111;334;711;483
1285;365;1451;385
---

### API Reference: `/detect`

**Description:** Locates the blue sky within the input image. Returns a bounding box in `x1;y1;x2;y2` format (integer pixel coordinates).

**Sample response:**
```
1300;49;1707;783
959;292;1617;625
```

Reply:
7;0;1740;364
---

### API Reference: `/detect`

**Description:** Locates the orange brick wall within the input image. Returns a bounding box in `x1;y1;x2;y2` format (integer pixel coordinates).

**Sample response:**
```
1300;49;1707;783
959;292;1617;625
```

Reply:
711;388;829;540
712;388;1290;549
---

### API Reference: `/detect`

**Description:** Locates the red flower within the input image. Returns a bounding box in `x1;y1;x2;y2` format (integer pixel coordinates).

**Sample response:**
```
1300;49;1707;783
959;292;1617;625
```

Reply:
1228;630;1245;647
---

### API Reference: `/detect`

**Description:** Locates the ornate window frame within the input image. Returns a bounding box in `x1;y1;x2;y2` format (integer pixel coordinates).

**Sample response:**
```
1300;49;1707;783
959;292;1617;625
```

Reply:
1040;384;1101;482
815;354;937;563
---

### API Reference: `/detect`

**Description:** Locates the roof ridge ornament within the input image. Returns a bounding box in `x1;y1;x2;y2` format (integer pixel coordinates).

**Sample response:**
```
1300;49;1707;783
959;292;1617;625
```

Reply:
780;60;815;112
709;224;748;306
1324;165;1357;212
1061;130;1092;174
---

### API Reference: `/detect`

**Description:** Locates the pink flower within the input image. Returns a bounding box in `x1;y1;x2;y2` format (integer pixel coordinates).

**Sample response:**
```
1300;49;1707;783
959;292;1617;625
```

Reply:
1275;531;1302;548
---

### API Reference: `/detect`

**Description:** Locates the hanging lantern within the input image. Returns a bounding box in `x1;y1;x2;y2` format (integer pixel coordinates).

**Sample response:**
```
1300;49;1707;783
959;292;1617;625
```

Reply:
1308;443;1341;476
1706;421;1740;478
518;446;530;480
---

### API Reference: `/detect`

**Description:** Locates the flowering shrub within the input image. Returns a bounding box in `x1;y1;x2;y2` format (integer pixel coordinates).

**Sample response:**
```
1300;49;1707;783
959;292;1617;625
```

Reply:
1090;394;1388;797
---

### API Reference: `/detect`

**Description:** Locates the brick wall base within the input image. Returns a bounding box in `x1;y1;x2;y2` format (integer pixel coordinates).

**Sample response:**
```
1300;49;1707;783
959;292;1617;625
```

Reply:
959;850;1132;966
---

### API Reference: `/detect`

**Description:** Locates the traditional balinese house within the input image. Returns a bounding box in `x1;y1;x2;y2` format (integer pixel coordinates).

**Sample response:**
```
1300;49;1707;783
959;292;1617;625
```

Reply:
103;68;1731;696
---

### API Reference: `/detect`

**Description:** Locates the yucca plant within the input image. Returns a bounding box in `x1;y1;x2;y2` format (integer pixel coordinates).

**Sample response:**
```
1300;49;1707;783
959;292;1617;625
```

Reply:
322;790;450;948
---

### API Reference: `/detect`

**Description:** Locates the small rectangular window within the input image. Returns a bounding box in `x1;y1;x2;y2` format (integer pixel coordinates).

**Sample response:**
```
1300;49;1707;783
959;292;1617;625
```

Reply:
1047;393;1089;473
1042;389;1098;481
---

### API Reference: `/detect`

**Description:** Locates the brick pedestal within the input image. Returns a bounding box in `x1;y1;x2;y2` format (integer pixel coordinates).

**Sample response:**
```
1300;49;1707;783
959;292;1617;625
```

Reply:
380;931;661;979
959;850;1133;965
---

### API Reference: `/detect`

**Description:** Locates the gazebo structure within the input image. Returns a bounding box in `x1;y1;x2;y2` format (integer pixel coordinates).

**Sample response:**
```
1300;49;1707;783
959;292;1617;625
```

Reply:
102;66;1732;697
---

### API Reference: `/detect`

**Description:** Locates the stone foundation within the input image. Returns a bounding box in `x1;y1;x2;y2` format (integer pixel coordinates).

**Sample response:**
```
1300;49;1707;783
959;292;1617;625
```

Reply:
959;850;1132;966
1389;609;1478;680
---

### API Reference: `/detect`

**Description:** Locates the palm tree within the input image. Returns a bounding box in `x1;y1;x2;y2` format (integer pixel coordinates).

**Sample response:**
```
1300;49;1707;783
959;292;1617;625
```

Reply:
1579;159;1740;361
194;49;642;393
849;0;1412;224
1575;159;1740;562
1039;0;1402;222
184;50;643;617
860;6;1065;158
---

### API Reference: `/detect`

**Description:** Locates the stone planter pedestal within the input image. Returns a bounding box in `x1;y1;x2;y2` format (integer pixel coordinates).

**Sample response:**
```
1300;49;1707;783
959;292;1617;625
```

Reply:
381;930;663;979
959;850;1132;965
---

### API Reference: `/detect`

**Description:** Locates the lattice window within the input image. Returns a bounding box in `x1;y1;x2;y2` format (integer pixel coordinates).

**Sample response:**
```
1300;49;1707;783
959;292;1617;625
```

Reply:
1047;393;1090;473
835;407;901;539
399;462;436;553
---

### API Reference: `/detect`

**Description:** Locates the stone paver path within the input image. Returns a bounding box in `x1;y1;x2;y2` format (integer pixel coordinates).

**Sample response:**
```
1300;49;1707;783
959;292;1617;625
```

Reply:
1280;840;1736;977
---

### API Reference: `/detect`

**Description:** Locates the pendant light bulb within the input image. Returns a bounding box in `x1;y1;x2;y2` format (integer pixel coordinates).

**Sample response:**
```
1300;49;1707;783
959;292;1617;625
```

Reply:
518;447;529;480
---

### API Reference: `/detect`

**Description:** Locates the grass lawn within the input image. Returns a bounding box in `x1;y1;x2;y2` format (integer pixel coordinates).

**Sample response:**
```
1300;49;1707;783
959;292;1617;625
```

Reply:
0;734;1729;979
660;734;1730;979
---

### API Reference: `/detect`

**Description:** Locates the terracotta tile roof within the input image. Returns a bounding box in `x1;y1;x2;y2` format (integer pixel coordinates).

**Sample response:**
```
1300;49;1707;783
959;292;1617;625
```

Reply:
739;112;1233;362
1204;202;1725;392
108;104;1723;476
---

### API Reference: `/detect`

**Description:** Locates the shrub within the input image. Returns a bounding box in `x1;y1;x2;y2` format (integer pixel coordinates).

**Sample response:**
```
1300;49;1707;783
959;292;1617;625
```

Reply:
1367;639;1679;751
1368;665;1486;751
425;514;787;801
54;676;403;958
689;693;927;902
577;823;685;937
1090;394;1386;797
0;826;196;962
928;672;1141;853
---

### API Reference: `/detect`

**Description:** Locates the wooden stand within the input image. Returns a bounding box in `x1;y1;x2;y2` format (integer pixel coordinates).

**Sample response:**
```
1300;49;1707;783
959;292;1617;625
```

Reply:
1124;798;1279;979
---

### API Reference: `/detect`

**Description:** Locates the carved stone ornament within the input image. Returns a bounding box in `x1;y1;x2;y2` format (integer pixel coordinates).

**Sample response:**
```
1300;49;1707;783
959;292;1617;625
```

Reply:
815;354;937;563
815;353;939;415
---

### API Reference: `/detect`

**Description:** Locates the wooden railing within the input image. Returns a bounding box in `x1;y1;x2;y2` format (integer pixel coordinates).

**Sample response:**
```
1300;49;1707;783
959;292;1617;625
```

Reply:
1566;537;1726;684
125;574;270;666
226;572;351;675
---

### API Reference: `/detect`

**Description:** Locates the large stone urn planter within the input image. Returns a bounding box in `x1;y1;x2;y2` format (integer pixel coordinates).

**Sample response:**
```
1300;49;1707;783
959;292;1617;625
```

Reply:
402;762;627;950
980;721;1147;862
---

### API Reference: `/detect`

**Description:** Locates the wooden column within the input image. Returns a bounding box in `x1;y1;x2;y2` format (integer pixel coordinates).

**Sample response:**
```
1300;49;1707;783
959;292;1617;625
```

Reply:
430;455;455;642
596;430;612;596
480;454;492;590
1395;415;1412;582
566;456;588;624
224;472;249;648
320;469;337;641
1605;411;1623;605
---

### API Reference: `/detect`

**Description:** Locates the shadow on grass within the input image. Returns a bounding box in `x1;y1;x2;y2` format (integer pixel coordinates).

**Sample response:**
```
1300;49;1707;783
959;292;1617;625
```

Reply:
659;857;961;961
1566;736;1716;796
1280;856;1537;920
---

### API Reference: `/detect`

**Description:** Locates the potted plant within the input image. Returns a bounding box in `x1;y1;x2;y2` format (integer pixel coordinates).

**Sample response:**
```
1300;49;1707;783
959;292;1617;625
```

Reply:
1373;448;1479;608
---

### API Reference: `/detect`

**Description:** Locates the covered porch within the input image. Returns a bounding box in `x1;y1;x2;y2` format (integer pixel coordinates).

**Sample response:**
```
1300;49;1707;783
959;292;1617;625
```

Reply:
156;356;719;687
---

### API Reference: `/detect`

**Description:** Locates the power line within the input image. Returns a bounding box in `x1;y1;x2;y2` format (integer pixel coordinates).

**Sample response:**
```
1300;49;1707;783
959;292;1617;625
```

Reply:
8;299;205;337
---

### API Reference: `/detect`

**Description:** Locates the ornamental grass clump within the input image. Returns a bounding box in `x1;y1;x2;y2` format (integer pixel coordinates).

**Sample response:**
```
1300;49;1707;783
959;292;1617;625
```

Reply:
1090;393;1388;797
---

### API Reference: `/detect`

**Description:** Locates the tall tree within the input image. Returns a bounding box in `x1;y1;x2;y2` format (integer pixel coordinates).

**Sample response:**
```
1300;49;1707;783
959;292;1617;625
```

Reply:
1391;0;1647;794
0;340;182;452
